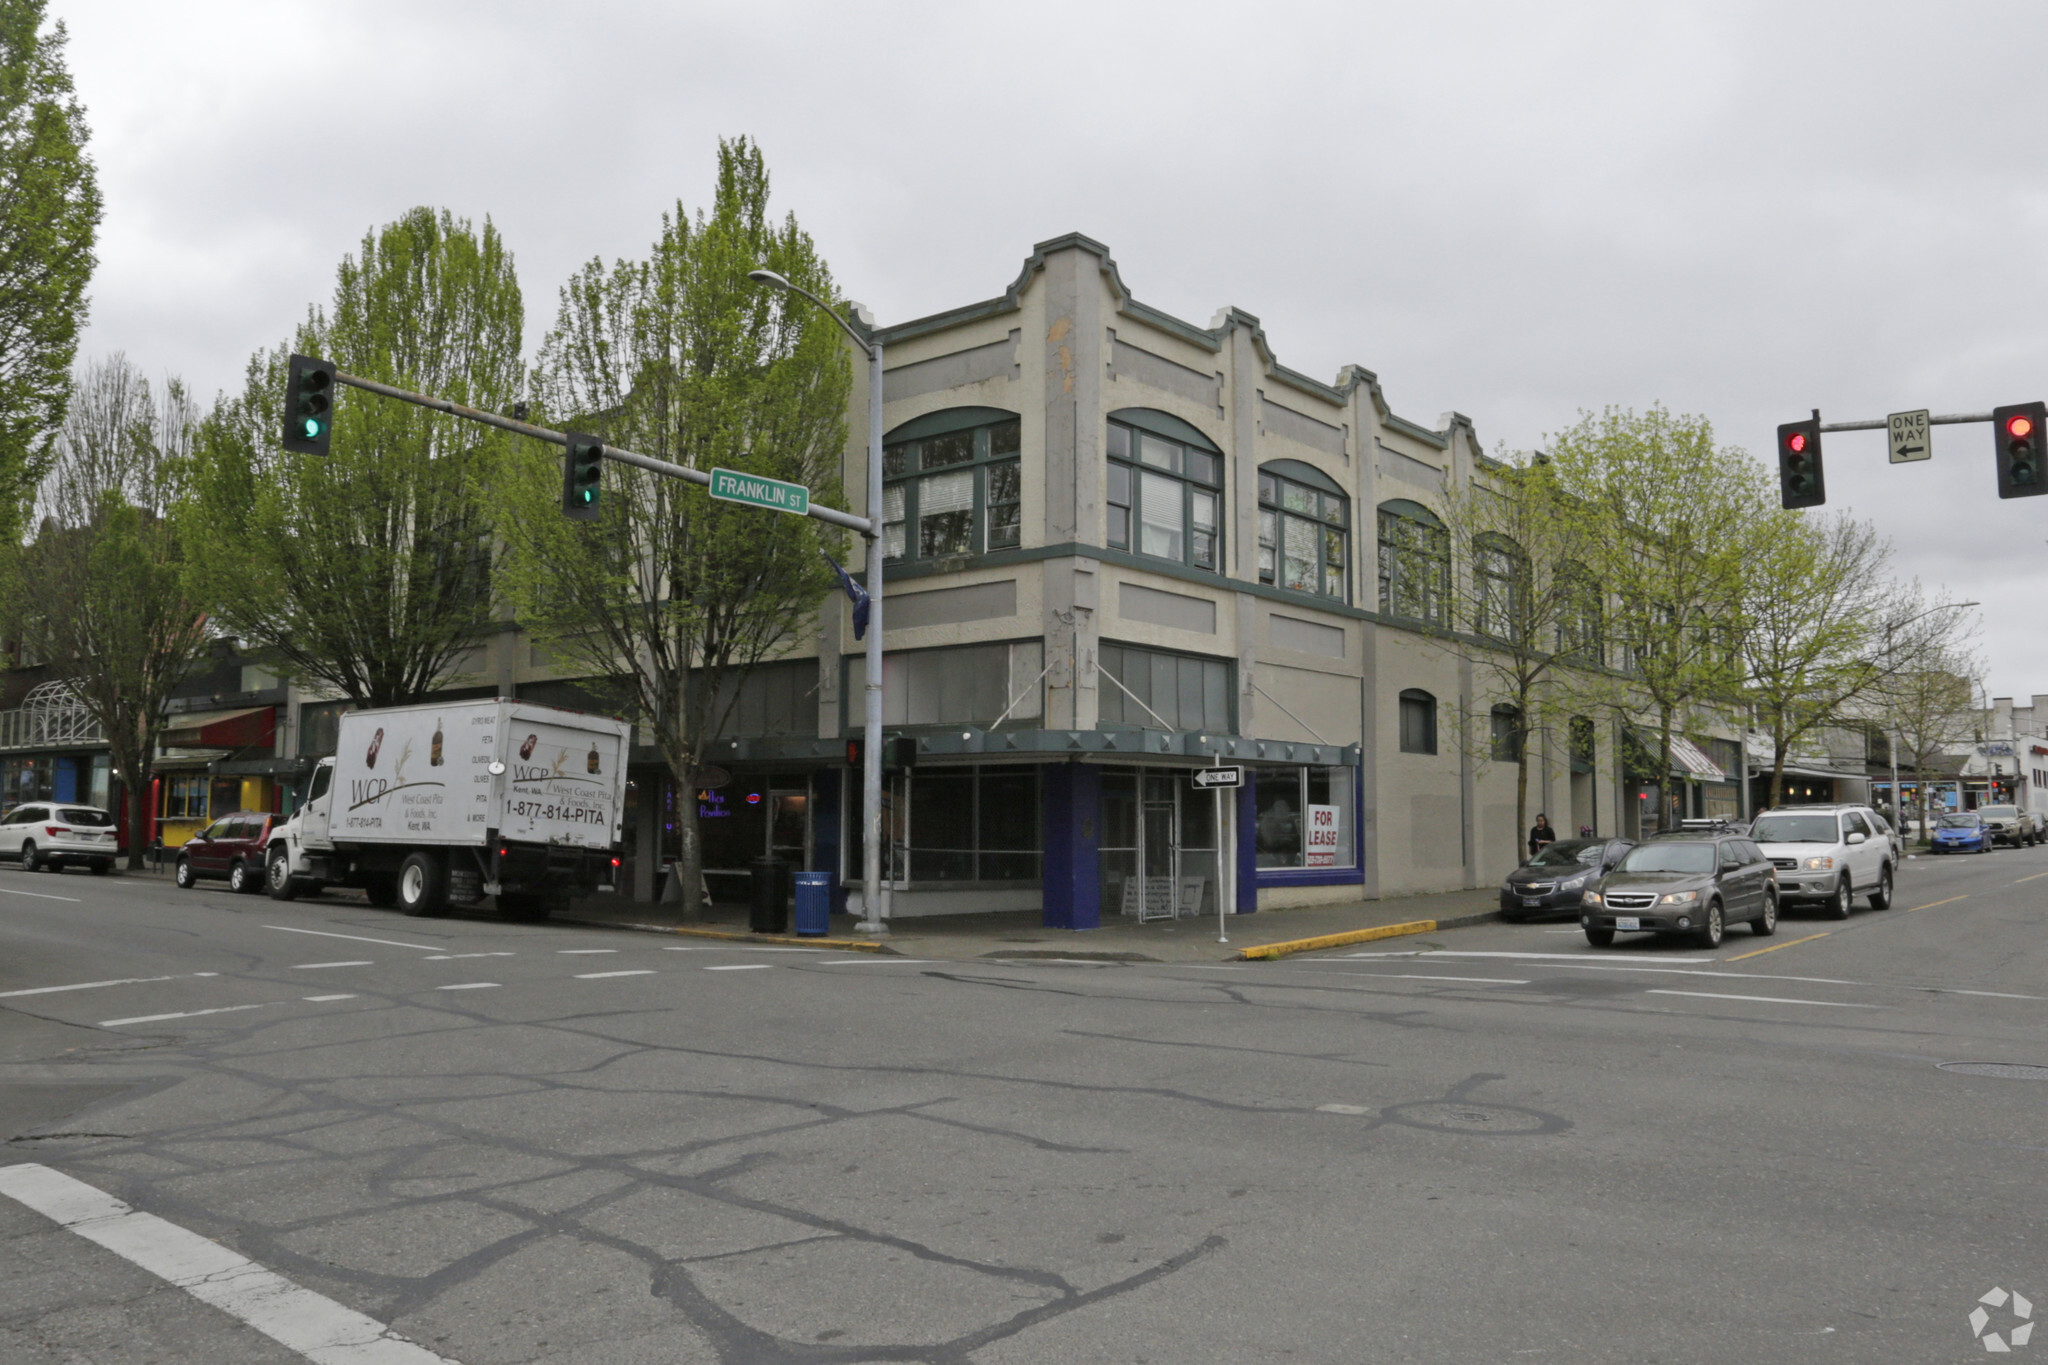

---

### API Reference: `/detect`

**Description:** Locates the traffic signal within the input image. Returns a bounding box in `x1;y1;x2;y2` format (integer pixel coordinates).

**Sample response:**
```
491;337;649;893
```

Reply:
281;354;336;455
845;737;917;770
1993;401;2047;499
1776;415;1825;509
562;433;603;520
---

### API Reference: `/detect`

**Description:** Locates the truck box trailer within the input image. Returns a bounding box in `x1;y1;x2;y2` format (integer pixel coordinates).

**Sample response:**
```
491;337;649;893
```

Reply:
264;698;630;918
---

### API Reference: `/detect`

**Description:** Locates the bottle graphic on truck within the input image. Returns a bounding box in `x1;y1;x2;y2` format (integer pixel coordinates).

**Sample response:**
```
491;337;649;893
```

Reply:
430;719;444;766
366;728;384;769
520;733;538;760
587;743;600;775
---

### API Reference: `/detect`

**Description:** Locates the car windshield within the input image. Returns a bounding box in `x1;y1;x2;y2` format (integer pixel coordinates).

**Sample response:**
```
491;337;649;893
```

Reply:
1525;840;1603;868
1749;813;1840;844
1977;806;2018;819
1938;814;1980;828
1616;842;1716;874
57;808;111;826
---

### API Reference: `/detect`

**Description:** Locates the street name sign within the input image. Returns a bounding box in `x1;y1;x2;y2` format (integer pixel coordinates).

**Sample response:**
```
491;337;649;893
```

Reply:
1191;766;1243;790
1888;409;1931;464
709;467;810;516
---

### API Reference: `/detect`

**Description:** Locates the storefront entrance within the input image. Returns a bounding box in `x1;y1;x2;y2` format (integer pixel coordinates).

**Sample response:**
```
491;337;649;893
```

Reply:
1099;769;1218;923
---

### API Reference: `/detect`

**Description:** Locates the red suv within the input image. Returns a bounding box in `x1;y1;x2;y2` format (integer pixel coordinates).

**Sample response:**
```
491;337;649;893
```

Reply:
175;811;279;894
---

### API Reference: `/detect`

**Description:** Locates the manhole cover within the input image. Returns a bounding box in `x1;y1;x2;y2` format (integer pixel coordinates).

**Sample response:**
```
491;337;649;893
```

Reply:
1380;1100;1563;1136
1938;1061;2048;1081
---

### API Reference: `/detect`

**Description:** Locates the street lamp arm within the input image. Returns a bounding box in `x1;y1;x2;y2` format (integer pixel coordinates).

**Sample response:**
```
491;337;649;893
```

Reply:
747;269;875;356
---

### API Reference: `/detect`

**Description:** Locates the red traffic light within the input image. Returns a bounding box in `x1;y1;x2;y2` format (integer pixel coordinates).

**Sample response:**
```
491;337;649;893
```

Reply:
1785;431;1808;454
2007;414;2035;440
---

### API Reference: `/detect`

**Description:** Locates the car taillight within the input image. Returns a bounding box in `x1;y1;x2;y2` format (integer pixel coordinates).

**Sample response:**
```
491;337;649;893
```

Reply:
45;826;65;837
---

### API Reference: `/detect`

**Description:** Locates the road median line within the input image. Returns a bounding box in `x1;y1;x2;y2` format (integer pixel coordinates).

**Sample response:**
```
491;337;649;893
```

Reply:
1907;895;1969;913
1724;931;1829;962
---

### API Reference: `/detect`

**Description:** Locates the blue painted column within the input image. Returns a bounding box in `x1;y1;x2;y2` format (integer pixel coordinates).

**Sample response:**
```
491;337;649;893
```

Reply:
1236;779;1258;913
810;767;849;916
1041;762;1101;930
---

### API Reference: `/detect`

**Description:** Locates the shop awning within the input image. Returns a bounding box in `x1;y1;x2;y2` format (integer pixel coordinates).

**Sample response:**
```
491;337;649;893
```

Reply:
1668;736;1726;781
160;706;275;750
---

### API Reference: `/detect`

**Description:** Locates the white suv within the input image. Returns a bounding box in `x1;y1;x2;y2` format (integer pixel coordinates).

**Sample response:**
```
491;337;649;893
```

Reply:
1748;804;1894;919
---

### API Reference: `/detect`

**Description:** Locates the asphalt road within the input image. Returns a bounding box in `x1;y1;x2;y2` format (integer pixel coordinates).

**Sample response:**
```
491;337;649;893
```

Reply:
0;844;2043;1364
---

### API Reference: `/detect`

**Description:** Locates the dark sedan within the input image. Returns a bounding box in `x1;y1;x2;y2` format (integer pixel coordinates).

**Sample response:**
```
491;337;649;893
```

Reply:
1500;837;1634;921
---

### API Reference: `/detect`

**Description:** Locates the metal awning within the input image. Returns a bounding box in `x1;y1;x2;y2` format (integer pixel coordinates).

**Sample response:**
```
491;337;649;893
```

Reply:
1668;736;1726;782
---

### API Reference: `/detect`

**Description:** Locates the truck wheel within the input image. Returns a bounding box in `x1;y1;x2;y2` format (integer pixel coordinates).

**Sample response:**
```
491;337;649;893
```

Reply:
266;849;300;901
396;852;448;917
496;893;553;922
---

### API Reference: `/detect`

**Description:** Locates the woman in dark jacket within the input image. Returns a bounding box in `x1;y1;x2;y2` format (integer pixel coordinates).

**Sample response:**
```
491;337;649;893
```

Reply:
1527;814;1556;857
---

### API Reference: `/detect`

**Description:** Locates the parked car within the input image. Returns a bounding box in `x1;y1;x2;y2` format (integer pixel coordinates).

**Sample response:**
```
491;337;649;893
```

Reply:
1973;804;2034;848
0;803;119;874
1500;837;1635;921
1867;809;1906;864
1579;830;1778;948
176;811;280;894
1748;804;1895;918
1931;811;1993;855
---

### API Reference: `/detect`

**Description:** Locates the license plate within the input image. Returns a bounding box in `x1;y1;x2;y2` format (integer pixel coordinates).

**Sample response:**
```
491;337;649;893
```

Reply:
1521;897;1542;907
1615;916;1641;932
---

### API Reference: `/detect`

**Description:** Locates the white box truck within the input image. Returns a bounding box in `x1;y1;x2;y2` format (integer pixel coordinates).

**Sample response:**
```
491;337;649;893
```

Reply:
263;698;630;918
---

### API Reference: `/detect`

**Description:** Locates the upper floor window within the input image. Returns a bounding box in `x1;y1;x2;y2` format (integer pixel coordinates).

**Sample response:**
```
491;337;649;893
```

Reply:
1399;688;1438;755
1490;704;1524;762
882;407;1021;563
1258;460;1350;601
1474;534;1529;640
1106;410;1222;572
1377;500;1449;625
1556;561;1604;665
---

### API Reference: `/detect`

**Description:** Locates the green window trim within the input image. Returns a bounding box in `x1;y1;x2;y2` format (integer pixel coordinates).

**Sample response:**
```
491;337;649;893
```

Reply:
1258;466;1350;602
882;413;1023;563
1107;418;1223;573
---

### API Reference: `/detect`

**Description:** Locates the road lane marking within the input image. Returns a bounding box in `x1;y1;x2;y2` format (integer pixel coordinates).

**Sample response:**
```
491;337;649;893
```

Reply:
101;1003;271;1027
1646;989;1880;1009
422;952;515;960
0;886;80;902
557;949;618;955
1336;950;1713;964
291;961;373;970
267;926;443;951
1922;988;2047;1000
302;995;357;1002
1725;932;1830;962
1316;1103;1371;1115
704;964;773;971
573;970;656;979
0;972;219;999
1335;972;1532;985
2012;873;2048;884
1907;896;1969;913
0;1163;460;1364
435;982;499;991
815;958;932;964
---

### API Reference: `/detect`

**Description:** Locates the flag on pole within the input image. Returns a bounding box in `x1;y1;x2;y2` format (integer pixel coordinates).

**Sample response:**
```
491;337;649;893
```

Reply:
823;552;870;639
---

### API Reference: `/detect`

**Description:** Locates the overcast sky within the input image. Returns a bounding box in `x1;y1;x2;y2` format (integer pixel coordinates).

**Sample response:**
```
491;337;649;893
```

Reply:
63;1;2048;700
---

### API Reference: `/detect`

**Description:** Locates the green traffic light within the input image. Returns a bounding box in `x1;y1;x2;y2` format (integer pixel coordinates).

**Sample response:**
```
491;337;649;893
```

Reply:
302;418;322;440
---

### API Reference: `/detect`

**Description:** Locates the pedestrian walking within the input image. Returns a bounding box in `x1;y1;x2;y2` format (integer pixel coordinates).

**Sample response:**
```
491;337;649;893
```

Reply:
1527;814;1557;857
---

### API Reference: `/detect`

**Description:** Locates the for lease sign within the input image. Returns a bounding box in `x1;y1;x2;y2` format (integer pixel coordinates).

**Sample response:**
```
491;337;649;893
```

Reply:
1305;804;1340;866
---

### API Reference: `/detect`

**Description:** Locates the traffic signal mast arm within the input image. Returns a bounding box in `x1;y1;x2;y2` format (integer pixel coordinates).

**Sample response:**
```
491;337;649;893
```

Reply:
1812;409;2000;433
326;367;880;537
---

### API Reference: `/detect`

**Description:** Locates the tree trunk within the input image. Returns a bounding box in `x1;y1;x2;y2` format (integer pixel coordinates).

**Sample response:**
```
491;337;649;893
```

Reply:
1769;742;1788;809
123;753;151;872
1514;748;1530;864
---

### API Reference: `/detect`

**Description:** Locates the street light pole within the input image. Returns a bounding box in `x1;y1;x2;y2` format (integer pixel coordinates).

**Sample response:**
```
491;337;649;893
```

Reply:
748;270;888;935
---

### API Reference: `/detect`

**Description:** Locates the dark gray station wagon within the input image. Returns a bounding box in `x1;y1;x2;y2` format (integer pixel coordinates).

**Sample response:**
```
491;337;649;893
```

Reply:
1580;831;1778;949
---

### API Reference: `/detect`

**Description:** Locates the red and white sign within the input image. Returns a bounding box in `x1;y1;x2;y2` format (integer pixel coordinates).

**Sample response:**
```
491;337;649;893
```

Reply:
1305;804;1340;866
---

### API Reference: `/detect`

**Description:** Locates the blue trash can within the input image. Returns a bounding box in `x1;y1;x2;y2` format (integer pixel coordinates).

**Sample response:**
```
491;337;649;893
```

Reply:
792;871;832;937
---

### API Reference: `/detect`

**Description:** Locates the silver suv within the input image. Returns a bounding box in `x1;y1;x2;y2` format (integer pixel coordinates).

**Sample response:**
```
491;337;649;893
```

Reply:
1748;804;1894;919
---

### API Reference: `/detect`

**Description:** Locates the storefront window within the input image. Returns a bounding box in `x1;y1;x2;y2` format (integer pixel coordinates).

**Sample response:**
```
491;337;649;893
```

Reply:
163;773;207;819
849;765;1037;884
1253;765;1355;869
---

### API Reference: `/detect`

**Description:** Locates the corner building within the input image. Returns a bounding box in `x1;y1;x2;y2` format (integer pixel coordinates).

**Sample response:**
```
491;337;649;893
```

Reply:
682;235;1625;926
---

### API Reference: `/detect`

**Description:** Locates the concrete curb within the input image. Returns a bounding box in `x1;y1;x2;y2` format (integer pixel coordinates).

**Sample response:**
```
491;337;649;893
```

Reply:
1234;909;1502;961
553;917;893;954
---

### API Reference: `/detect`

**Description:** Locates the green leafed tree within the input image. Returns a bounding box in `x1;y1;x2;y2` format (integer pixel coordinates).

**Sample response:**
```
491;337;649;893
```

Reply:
19;355;209;868
186;208;521;707
0;0;100;528
1546;405;1767;828
497;138;850;914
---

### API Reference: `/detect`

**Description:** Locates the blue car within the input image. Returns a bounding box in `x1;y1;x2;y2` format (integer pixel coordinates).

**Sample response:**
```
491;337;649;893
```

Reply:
1932;812;1992;854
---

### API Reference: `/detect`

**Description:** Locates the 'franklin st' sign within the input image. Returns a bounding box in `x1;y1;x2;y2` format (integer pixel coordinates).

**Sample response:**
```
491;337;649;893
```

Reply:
709;467;810;516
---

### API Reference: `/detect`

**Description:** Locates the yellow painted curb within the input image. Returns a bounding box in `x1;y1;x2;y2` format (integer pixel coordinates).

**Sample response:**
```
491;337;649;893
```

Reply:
1235;919;1438;961
651;924;889;953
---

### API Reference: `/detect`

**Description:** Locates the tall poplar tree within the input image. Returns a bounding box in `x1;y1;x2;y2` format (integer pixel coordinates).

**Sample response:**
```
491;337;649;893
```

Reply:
186;208;522;707
497;139;850;914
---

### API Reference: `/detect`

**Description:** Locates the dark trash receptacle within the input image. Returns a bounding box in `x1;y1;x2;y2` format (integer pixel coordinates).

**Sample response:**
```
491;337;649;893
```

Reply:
749;856;789;934
792;872;832;936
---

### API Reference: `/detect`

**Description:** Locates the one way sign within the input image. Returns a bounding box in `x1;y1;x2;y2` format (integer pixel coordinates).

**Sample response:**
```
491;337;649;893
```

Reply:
1888;409;1931;464
1190;766;1243;790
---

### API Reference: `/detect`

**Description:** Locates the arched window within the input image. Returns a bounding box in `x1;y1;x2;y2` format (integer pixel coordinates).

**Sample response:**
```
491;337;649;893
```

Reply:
1570;715;1597;773
1259;459;1350;601
1106;409;1223;571
1474;534;1529;640
1399;688;1437;755
1490;704;1524;762
1377;500;1448;625
882;407;1021;562
1555;561;1603;664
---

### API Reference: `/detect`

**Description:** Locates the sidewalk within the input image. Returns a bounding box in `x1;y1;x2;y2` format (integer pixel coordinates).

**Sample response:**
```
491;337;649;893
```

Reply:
557;884;1505;963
